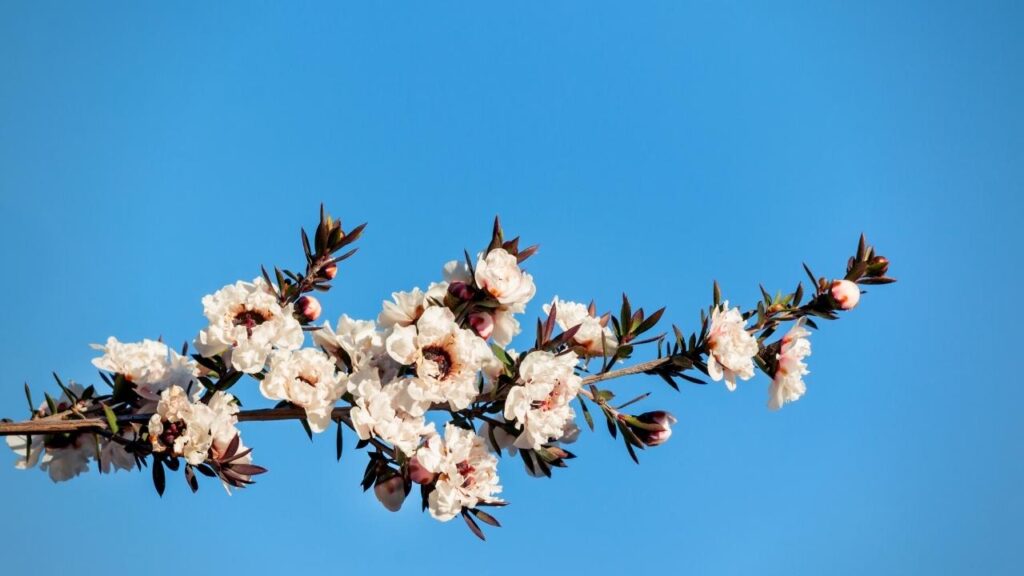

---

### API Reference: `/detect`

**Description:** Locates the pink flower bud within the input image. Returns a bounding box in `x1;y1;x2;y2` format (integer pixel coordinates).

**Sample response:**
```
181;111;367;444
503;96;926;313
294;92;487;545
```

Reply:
830;279;861;310
407;457;437;485
448;281;475;301
296;296;322;322
322;262;338;280
632;411;677;447
468;311;494;339
374;475;407;512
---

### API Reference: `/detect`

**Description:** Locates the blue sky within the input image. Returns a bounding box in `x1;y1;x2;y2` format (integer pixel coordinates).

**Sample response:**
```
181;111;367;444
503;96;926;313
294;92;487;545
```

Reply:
1;2;1021;574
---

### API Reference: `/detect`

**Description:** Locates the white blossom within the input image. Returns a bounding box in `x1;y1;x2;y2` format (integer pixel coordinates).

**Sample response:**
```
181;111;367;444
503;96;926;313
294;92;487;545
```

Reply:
6;434;42;470
542;297;617;357
348;370;435;455
415;423;503;521
706;301;758;391
378;288;429;329
504;350;583;450
312;314;398;383
91;337;198;403
194;278;304;373
148;385;242;466
474;248;536;307
768;321;812;410
99;432;137;474
5;383;96;482
39;437;94;483
384;306;498;414
443;259;472;284
260;348;346;433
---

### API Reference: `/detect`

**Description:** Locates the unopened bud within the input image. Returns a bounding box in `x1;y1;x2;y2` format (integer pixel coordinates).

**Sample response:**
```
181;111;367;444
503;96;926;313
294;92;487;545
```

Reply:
448;281;475;301
321;262;338;280
374;474;407;512
296;295;322;322
630;411;677;447
468;311;494;340
830;279;861;310
407;457;437;485
867;256;889;277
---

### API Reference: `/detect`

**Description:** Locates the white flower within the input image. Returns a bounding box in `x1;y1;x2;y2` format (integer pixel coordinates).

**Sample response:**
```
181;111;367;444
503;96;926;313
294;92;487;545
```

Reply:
194;278;304;373
542;297;617;357
6;382;96;482
348;369;435;455
6;434;42;470
148;386;242;466
91;337;198;403
39;437;94;483
414;423;503;521
312;314;398;384
378;288;429;329
768;321;812;410
443;259;472;284
474;248;536;307
491;307;523;348
706;301;758;391
99;434;137;474
260;348;346;433
384;306;497;414
504;350;583;450
206;389;245;448
148;386;211;465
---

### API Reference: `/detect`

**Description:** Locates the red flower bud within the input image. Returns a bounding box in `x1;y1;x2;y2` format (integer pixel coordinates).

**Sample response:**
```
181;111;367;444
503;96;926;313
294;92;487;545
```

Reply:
408;457;437;485
374;474;407;512
448;281;475;301
296;295;322;322
468;311;494;340
867;256;889;277
321;262;338;280
829;279;861;310
631;411;677;447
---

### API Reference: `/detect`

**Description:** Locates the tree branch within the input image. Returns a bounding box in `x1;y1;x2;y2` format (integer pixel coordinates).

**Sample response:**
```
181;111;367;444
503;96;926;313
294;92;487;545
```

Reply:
579;357;672;387
0;407;354;436
0;358;679;437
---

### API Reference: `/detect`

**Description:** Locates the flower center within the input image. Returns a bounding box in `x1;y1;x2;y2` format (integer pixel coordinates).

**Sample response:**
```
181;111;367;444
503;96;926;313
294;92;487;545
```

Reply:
456;460;476;488
421;345;453;380
159;420;186;451
232;307;270;338
297;373;318;387
531;381;564;412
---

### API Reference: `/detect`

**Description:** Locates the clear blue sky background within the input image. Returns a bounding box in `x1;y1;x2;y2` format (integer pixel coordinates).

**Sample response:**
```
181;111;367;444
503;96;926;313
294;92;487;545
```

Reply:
1;2;1021;574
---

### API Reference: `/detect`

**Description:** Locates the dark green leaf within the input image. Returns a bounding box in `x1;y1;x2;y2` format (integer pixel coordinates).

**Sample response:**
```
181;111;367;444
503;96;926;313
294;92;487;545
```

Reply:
462;509;486;541
152;459;166;496
102;404;119;434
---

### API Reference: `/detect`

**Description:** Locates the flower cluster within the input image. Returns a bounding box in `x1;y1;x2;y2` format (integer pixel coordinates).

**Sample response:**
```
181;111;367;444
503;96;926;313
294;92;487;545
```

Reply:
0;209;894;540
